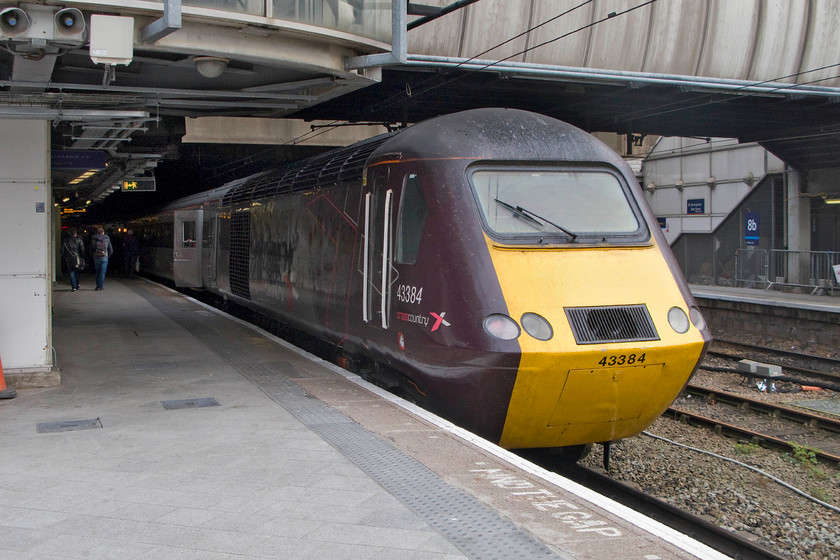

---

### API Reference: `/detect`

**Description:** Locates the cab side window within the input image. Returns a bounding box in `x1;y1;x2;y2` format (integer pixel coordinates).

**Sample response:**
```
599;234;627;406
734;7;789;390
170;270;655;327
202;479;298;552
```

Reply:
395;174;427;264
182;220;197;248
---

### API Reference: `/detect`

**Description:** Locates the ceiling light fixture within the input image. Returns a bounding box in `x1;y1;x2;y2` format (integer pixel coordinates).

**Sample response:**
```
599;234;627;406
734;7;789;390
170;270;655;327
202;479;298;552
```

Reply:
194;56;229;78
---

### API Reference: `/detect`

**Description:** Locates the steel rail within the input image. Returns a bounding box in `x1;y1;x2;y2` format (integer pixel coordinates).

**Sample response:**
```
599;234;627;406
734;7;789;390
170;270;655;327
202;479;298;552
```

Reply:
713;339;840;369
685;384;840;434
665;408;840;464
705;349;840;385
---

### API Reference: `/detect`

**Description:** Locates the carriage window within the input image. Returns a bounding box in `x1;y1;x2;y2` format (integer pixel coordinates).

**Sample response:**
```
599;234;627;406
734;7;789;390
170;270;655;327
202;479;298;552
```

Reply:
470;168;643;242
395;174;427;264
182;220;197;248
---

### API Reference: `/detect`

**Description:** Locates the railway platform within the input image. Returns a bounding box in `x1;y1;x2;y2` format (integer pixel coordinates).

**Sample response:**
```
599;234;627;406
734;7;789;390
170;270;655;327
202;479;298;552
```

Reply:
0;277;729;560
690;284;840;348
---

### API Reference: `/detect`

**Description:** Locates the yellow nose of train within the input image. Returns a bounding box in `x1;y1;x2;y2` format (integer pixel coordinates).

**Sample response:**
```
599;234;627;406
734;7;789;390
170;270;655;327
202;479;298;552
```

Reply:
486;238;708;450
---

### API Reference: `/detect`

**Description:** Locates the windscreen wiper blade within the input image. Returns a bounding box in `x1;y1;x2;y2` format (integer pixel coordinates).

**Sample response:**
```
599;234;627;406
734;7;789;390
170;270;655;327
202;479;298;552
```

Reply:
494;198;543;230
495;198;578;241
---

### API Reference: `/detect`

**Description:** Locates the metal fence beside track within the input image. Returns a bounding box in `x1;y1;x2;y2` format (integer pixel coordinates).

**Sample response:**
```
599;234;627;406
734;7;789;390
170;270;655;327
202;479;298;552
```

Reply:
735;249;840;295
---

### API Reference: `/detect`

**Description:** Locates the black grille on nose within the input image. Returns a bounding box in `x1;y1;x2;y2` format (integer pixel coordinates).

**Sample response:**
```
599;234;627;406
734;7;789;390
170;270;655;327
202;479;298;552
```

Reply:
565;305;659;344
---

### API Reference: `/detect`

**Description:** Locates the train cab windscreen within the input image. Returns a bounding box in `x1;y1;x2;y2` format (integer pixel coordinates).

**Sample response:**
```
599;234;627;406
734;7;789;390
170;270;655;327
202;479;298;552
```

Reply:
470;168;648;244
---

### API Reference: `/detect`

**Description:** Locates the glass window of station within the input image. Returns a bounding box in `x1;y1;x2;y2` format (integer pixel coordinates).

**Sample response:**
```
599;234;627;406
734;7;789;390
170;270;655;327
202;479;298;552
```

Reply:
179;0;391;42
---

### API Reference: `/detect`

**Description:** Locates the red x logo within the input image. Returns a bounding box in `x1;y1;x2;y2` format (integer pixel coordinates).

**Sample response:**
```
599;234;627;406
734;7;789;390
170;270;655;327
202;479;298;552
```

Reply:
430;312;451;332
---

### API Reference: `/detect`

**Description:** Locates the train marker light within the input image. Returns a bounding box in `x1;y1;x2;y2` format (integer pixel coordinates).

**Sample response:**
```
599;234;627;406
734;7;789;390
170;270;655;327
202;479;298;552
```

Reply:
483;314;520;340
668;307;690;334
521;312;553;341
689;307;706;331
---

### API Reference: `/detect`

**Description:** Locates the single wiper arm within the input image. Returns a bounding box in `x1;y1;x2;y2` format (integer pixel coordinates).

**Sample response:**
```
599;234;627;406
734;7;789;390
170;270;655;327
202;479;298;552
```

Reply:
494;198;544;229
515;205;578;241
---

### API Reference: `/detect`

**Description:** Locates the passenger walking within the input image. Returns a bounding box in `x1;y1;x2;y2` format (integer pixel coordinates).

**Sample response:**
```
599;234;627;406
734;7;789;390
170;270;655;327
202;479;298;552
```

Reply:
123;229;140;278
90;227;114;291
61;228;85;292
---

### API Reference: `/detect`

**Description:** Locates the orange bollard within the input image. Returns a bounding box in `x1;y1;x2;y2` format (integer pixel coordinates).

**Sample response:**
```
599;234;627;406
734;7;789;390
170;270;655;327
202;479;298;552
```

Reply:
0;355;17;399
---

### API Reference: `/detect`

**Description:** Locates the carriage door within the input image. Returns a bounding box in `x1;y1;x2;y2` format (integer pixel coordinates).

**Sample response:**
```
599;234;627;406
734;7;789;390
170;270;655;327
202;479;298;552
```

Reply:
201;211;218;288
173;209;204;287
363;168;394;328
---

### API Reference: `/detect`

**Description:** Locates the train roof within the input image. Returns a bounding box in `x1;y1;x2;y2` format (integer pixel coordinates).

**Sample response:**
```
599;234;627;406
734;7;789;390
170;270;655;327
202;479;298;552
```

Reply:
203;108;631;209
374;107;628;167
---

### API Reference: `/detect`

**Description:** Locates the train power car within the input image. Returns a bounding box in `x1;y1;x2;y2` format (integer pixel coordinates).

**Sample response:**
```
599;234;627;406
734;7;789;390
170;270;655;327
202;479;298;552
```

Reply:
131;108;711;456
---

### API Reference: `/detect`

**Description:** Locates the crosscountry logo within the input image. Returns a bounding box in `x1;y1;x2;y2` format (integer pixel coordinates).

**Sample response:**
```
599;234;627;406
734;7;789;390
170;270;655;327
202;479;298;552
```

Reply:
429;312;451;332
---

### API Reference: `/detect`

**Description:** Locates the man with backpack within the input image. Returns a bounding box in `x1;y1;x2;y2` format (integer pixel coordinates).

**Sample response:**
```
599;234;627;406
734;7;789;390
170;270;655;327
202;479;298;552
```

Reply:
90;227;114;291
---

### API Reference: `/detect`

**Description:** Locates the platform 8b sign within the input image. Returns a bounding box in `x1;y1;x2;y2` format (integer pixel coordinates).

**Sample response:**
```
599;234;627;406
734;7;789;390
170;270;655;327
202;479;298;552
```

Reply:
745;211;759;246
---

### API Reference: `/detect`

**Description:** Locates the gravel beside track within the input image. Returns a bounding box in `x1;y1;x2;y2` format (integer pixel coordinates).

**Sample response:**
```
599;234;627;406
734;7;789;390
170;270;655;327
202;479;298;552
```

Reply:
579;327;840;560
580;414;840;559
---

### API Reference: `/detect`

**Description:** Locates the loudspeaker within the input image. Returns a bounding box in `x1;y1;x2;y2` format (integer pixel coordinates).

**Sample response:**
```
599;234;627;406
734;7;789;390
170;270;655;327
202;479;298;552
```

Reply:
0;7;30;38
54;8;85;41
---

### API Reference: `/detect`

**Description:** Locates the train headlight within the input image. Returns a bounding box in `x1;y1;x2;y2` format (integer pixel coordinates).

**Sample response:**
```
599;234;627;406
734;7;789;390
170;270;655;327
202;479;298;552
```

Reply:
667;307;690;334
483;314;520;340
689;306;706;331
521;312;553;341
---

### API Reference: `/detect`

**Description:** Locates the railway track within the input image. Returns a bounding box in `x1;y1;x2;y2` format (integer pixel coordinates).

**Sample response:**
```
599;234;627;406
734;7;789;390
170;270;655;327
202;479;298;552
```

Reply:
708;339;840;385
668;380;840;462
714;338;840;369
666;407;840;465
515;454;791;560
683;384;840;433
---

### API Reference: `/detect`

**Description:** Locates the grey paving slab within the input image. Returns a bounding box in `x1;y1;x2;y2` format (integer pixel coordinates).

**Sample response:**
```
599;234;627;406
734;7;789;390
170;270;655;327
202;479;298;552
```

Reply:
0;279;562;560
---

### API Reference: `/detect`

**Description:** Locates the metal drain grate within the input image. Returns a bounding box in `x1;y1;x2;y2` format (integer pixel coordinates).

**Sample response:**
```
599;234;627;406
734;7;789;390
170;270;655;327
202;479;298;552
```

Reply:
37;418;102;433
160;397;220;410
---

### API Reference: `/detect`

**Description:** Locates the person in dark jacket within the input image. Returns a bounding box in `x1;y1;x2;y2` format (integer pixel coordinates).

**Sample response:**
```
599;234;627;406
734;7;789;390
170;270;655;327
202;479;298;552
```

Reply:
123;229;140;278
61;228;85;291
90;227;114;291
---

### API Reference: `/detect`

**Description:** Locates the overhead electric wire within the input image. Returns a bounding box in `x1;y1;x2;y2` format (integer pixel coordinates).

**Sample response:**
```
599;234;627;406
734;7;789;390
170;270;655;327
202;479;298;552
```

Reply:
350;0;654;121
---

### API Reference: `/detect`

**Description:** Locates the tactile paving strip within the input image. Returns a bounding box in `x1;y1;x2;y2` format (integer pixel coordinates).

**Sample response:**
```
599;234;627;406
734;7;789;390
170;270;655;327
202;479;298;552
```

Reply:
130;284;566;559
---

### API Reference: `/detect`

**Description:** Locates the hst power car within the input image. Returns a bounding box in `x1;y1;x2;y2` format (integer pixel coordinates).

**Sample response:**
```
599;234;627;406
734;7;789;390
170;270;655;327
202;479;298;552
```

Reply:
131;108;711;457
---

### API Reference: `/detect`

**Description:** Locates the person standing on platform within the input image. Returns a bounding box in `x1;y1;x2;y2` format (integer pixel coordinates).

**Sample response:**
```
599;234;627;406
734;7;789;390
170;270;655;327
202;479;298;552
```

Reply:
90;227;114;291
123;229;140;278
61;228;85;292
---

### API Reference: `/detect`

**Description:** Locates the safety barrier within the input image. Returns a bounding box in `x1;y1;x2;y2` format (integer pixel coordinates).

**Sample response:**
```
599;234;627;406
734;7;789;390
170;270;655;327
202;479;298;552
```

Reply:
735;249;840;295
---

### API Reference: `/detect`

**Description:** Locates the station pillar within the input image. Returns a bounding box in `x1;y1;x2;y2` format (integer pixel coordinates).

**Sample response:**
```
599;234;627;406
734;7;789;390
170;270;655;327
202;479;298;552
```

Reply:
0;119;56;385
786;169;811;285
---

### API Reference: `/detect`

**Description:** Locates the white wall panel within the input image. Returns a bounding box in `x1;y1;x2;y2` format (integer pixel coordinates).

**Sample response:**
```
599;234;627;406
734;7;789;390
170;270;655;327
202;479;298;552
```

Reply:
643;0;708;75
690;0;759;79
0;277;50;368
0;119;52;372
749;0;808;83
526;1;594;67
409;0;829;86
407;0;465;57
459;0;531;62
0;120;48;182
586;0;650;72
799;0;840;88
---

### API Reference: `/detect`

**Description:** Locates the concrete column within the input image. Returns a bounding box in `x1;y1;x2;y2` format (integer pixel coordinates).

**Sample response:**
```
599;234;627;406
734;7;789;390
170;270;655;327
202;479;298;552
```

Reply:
0;119;56;384
786;169;811;284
